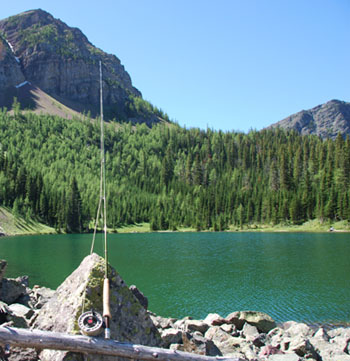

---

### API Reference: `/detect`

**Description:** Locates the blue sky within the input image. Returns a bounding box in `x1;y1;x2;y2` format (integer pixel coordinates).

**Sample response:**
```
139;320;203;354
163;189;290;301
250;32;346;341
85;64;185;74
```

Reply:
2;1;350;132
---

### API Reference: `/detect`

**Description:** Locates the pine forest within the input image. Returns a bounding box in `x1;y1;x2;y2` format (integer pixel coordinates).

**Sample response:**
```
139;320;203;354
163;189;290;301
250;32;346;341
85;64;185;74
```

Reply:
1;106;350;233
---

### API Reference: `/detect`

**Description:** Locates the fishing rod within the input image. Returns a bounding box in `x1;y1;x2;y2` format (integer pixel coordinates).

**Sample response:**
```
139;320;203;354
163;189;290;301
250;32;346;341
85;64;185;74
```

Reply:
79;60;111;339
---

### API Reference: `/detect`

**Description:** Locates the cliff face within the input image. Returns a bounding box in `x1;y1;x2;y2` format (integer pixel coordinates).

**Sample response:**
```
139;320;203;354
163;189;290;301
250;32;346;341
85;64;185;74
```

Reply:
0;9;160;123
0;35;25;106
269;100;350;139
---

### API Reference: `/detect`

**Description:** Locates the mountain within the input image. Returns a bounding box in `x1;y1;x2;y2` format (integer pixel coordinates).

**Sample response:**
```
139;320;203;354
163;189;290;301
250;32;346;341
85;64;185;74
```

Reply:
0;9;166;124
268;99;350;139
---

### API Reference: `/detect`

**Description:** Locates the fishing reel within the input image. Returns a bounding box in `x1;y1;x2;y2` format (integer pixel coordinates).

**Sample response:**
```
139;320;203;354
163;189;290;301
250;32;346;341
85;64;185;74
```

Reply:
78;310;104;336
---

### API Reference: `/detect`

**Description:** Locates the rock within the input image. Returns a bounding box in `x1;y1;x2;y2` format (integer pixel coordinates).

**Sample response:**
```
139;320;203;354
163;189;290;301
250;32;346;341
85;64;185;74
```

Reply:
149;314;176;329
0;38;25;107
215;336;249;356
313;327;330;341
8;303;34;320
6;347;38;361
129;285;148;309
205;326;233;344
0;300;10;324
33;253;161;361
30;286;55;309
225;311;276;333
0;277;27;304
203;313;226;326
288;335;319;359
169;343;185;352
184;319;209;334
159;328;183;348
173;316;192;330
259;344;285;357
268;354;301;361
242;322;260;341
281;321;314;338
182;331;222;356
220;323;237;335
328;327;350;339
0;260;7;283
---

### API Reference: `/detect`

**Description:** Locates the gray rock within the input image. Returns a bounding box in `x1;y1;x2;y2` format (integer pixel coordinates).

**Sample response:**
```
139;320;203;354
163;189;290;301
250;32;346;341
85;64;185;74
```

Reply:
149;314;176;329
259;344;285;357
185;319;209;334
225;311;276;333
6;347;38;361
205;325;233;344
268;354;301;361
173;316;193;330
30;286;55;309
129;285;148;309
288;335;319;359
159;328;183;348
203;313;226;326
169;343;185;352
33;253;161;361
8;303;34;320
182;331;222;356
0;278;27;304
242;322;260;341
0;260;7;283
220;323;237;335
281;321;314;338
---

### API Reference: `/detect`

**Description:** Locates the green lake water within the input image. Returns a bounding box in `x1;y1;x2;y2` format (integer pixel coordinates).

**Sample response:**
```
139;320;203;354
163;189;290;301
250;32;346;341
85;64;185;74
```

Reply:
0;232;349;325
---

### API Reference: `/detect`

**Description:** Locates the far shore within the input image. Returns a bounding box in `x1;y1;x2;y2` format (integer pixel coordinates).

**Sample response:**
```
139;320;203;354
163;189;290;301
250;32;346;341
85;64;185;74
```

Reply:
1;206;349;237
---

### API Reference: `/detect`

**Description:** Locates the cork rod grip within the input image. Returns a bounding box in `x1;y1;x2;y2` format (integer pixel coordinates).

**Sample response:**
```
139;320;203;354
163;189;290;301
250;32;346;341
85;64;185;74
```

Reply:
103;278;112;318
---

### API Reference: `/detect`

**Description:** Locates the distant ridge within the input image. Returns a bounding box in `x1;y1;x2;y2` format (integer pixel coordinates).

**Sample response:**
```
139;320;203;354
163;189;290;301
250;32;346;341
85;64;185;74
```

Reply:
268;99;350;139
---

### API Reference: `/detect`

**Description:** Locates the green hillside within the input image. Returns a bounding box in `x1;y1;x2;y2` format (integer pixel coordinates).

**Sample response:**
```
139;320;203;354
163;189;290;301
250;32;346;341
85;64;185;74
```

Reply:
1;106;350;233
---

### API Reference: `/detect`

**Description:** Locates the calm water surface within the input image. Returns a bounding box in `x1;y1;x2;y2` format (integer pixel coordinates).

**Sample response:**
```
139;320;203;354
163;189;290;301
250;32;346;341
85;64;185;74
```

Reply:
1;232;349;325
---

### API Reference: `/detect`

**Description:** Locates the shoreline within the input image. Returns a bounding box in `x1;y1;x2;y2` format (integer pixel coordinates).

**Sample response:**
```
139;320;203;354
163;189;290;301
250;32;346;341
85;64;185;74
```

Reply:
1;207;349;236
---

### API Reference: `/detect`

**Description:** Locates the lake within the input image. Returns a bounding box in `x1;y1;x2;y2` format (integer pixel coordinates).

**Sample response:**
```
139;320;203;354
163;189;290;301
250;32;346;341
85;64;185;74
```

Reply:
0;232;349;326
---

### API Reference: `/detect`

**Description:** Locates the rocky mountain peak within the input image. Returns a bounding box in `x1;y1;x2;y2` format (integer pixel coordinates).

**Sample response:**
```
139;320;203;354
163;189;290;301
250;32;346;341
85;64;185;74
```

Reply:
0;9;162;124
268;99;350;139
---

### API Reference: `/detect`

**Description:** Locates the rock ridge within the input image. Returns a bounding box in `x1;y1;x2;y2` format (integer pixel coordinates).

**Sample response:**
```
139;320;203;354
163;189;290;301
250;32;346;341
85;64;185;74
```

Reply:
269;99;350;139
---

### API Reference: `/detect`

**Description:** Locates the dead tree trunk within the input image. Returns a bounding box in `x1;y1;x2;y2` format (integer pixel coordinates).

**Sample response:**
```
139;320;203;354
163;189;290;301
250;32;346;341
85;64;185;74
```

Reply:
0;326;239;361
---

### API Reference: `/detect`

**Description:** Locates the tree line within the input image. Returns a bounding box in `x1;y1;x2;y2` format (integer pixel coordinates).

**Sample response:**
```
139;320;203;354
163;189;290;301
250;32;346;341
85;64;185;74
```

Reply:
0;107;349;232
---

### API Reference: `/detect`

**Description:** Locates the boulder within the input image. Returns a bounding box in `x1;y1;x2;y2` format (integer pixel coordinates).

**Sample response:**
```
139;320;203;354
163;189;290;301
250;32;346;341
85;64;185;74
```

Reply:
8;303;34;320
159;328;183;348
203;313;226;326
33;253;161;361
149;314;176;329
129;285;148;309
173;316;193;330
268;354;301;361
287;335;319;359
182;331;222;356
242;322;260;341
184;319;209;334
0;277;27;304
205;325;233;344
29;286;55;309
225;311;276;333
0;260;7;283
281;321;314;338
5;347;38;361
